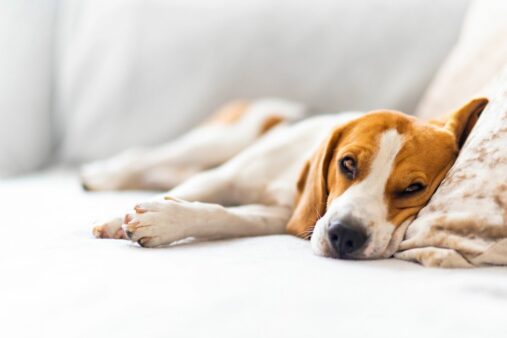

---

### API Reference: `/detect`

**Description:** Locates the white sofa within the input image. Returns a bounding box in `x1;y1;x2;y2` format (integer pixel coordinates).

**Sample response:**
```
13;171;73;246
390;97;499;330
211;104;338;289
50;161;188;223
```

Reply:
2;1;507;337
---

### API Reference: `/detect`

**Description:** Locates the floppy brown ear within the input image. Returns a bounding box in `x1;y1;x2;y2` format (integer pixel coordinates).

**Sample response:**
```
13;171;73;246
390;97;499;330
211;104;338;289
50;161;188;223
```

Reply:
443;97;489;148
286;127;342;238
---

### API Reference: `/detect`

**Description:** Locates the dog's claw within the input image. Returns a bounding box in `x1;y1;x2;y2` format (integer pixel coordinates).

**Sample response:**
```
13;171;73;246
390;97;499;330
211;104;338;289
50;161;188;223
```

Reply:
138;237;150;247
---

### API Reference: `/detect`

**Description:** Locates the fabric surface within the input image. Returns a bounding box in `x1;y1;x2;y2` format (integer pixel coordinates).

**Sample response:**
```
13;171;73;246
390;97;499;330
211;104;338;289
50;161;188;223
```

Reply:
396;68;507;267
416;0;507;119
0;0;56;177
54;0;468;164
1;169;507;338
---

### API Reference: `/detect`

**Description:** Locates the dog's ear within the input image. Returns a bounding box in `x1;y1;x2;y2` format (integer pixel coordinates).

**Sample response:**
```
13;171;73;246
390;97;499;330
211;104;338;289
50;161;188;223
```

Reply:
286;127;342;238
443;97;489;148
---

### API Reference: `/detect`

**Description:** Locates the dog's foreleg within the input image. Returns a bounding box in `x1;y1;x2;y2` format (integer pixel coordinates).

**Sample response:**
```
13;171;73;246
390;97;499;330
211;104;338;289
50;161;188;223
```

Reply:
91;143;253;240
92;166;248;239
122;198;291;247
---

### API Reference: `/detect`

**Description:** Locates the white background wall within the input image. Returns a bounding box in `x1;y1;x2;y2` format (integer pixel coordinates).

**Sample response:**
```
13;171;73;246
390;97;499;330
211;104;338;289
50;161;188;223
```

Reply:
0;0;56;176
0;0;470;176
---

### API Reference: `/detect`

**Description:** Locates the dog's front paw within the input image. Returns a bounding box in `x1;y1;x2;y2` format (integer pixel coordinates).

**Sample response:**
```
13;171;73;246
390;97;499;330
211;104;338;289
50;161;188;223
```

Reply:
122;199;189;248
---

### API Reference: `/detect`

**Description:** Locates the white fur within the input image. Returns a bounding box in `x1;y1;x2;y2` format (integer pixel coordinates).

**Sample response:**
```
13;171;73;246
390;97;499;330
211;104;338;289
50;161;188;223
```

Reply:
311;129;404;258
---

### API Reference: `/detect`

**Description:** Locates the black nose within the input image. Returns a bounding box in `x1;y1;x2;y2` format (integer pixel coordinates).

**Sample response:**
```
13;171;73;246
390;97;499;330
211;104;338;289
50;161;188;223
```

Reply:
328;222;367;258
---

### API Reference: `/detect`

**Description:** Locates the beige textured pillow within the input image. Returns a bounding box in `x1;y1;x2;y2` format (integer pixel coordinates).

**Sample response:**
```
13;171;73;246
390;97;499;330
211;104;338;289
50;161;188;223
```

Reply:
397;0;507;267
416;0;507;120
396;69;507;267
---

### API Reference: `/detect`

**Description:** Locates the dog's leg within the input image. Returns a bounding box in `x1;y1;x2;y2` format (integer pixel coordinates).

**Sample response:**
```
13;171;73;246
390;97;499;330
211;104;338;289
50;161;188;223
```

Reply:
167;168;238;205
92;167;240;239
81;99;304;191
122;198;291;247
118;141;296;246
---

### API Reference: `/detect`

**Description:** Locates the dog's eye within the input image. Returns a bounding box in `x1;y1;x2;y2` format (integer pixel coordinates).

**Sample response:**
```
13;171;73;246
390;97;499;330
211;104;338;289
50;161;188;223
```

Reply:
401;183;425;195
339;156;357;180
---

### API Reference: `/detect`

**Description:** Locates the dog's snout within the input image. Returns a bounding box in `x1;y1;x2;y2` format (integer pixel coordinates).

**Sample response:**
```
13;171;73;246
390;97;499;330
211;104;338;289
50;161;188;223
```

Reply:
328;222;367;258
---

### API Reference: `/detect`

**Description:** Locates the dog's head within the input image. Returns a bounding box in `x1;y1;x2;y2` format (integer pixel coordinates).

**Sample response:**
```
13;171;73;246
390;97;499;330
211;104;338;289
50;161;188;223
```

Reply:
287;98;488;259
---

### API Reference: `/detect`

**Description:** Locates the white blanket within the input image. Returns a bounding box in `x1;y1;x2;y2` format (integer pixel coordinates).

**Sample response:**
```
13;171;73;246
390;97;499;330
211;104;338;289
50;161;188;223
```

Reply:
1;169;507;337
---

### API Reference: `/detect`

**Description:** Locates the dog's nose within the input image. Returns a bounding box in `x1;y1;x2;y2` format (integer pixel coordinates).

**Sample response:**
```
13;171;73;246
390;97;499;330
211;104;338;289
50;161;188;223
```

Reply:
328;222;367;258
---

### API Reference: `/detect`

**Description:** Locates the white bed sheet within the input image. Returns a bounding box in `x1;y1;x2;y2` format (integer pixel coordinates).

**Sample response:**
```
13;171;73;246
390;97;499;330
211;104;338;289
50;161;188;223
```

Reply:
1;169;506;338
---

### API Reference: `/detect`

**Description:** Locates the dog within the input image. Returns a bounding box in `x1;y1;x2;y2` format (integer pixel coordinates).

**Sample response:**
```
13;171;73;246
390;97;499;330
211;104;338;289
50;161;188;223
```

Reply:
82;97;488;259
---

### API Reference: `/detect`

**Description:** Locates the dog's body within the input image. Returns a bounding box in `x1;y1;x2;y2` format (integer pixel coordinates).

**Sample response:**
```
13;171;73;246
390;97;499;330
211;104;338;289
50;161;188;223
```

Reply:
83;98;488;260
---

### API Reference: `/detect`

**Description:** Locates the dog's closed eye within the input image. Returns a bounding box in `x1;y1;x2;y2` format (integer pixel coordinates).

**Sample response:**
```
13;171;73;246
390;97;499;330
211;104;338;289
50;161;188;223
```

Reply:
399;183;425;196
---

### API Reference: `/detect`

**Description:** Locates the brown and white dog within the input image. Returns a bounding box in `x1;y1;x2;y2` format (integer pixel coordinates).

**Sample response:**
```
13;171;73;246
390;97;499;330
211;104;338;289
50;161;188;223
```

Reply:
82;98;488;259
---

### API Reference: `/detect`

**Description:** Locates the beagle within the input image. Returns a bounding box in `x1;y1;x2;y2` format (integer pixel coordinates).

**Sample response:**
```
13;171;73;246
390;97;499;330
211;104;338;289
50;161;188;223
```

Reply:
83;97;488;259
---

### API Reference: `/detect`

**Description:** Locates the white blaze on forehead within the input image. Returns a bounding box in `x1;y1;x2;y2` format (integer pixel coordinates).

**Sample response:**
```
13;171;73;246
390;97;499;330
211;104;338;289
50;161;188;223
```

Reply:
363;129;404;196
311;129;404;258
331;128;404;218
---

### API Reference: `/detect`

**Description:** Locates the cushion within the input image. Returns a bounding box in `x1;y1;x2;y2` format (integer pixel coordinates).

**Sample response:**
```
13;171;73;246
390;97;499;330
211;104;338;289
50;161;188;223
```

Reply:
397;0;507;267
54;0;469;164
396;68;507;267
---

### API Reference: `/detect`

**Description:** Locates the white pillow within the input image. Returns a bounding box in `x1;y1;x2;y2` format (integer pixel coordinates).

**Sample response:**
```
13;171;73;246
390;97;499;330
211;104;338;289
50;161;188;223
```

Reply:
55;0;470;163
0;0;55;176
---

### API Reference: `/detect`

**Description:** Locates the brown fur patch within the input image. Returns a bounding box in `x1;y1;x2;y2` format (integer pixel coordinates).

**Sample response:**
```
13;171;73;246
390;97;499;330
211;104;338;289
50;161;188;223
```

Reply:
206;101;250;125
259;116;284;135
286;127;343;238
